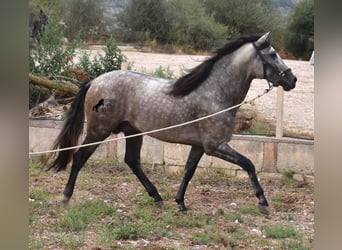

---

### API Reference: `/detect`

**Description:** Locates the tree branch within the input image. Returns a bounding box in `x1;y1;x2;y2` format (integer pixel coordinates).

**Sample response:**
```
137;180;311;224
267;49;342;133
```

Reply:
29;73;79;95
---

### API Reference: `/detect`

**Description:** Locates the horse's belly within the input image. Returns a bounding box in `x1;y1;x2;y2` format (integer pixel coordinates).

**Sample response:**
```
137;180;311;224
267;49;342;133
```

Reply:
147;127;202;145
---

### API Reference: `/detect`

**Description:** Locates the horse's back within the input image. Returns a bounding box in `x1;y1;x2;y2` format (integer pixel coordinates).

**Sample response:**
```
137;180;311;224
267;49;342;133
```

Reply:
87;70;170;101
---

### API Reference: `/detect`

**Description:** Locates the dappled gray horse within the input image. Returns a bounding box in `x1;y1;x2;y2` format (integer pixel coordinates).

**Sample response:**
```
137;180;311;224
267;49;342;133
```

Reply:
48;33;297;215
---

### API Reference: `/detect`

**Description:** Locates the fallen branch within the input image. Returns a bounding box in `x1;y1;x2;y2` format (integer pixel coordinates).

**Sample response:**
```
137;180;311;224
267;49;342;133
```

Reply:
29;73;79;95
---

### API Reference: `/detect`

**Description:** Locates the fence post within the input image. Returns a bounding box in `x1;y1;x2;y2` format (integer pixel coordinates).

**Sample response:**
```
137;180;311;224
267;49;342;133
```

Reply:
276;86;284;138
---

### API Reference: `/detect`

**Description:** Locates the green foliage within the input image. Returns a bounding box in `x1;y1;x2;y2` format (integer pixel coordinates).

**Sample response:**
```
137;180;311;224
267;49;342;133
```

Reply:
29;15;77;76
58;200;116;232
29;14;78;107
29;13;126;107
58;232;87;249
117;0;172;43
76;37;127;79
192;231;214;245
203;0;284;39
118;0;227;50
167;0;227;49
63;0;108;41
263;224;297;239
284;0;314;59
152;66;176;79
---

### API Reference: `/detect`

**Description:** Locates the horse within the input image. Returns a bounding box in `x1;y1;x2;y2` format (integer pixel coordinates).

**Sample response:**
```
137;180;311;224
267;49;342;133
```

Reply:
48;32;297;215
29;8;48;39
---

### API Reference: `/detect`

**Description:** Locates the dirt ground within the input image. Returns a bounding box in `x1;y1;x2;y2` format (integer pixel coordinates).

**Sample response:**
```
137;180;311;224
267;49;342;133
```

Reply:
29;163;314;249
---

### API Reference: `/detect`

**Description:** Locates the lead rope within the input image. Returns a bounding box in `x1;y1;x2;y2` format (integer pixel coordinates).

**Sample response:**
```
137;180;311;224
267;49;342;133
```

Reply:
29;85;273;156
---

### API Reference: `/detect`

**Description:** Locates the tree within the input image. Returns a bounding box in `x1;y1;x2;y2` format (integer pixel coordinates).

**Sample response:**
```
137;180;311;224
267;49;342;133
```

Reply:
117;0;227;50
284;0;314;59
63;0;108;41
117;0;171;43
203;0;284;38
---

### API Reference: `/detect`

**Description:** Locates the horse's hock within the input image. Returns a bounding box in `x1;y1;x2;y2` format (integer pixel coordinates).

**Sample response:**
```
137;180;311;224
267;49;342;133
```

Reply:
29;119;314;181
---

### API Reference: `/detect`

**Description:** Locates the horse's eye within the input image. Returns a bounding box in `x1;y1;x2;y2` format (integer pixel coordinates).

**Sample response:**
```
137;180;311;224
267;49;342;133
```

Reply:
270;53;277;59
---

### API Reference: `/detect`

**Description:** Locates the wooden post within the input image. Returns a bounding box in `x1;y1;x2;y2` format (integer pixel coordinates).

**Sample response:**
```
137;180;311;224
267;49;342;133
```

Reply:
276;86;284;138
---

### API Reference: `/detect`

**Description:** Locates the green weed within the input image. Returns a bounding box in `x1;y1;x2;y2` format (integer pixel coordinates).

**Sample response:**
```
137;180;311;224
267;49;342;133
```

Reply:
192;231;213;245
58;199;116;232
58;232;87;249
281;239;311;250
152;65;176;79
29;188;48;201
263;224;297;239
140;65;176;79
238;204;261;216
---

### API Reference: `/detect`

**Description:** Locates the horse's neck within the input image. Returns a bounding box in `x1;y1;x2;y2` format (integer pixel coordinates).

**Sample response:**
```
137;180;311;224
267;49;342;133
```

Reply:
208;52;254;105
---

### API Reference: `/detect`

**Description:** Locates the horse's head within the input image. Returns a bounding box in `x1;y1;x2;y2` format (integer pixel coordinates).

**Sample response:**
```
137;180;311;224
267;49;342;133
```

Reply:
39;9;48;26
253;32;297;91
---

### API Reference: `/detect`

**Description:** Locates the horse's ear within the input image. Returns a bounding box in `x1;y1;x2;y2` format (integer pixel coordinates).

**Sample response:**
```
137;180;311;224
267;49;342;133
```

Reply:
254;32;270;48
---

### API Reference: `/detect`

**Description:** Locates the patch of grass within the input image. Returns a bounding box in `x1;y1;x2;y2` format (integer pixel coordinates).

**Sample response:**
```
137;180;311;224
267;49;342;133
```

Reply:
29;187;48;201
263;223;297;239
245;121;273;135
229;229;246;248
112;220;140;240
29;161;43;170
128;190;156;207
283;169;295;181
29;237;46;250
58;199;116;232
281;239;311;250
175;211;207;228
192;231;213;245
224;210;244;223
238;204;261;216
58;232;87;249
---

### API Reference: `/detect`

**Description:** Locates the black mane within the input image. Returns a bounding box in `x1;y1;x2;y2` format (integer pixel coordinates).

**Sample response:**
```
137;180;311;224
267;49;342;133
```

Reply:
169;34;263;96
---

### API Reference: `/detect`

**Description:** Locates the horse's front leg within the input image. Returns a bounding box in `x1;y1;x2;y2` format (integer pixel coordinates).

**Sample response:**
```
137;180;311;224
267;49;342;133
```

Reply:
176;146;204;211
205;143;269;215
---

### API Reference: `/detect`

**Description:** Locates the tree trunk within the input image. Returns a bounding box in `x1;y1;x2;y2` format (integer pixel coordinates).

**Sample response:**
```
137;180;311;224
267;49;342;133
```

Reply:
29;73;79;95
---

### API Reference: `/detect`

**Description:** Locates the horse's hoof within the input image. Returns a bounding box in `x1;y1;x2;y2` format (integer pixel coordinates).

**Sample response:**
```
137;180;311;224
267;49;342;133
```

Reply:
61;195;70;205
258;204;270;216
178;203;188;212
155;200;164;208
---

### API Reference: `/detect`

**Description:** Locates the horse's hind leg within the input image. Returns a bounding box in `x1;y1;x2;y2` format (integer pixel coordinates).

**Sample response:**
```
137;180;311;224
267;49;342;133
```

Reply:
176;145;204;211
206;143;269;215
124;135;163;205
63;131;110;203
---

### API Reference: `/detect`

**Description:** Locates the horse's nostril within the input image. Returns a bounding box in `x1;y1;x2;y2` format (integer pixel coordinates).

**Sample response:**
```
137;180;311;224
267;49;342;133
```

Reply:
294;77;297;83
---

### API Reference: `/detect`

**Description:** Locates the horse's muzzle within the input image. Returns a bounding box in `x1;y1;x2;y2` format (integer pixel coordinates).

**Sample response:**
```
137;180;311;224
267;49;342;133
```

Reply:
278;70;297;91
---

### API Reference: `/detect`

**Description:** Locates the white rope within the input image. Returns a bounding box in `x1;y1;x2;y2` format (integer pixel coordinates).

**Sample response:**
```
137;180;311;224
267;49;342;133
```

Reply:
29;87;273;156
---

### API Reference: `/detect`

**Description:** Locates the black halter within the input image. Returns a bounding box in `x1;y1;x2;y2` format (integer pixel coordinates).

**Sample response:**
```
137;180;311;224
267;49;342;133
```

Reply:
252;42;292;89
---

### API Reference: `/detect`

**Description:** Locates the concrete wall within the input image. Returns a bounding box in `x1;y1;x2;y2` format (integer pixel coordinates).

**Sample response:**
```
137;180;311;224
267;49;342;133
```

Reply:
29;119;314;179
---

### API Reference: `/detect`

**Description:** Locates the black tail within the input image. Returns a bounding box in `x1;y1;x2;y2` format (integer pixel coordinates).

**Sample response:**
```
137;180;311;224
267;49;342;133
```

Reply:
47;81;91;172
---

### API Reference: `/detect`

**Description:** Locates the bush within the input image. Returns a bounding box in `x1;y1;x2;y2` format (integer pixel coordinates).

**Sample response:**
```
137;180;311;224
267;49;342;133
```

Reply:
29;15;78;107
29;15;78;77
29;15;126;108
76;37;127;79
